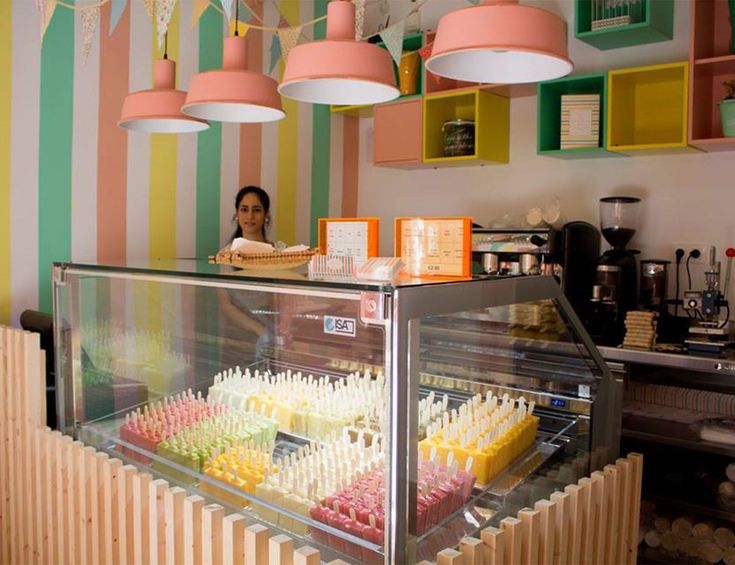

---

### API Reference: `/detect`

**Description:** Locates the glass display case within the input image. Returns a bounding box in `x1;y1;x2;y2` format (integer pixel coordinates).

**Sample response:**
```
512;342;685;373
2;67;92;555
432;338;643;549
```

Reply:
53;259;621;564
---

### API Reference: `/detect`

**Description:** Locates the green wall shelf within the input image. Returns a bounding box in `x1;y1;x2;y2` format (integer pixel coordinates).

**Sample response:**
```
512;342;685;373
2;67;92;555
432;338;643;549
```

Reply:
537;73;620;158
575;0;674;50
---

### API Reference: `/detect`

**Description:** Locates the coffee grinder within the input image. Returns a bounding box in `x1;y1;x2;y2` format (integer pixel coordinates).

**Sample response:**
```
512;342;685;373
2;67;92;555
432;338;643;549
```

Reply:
588;196;641;344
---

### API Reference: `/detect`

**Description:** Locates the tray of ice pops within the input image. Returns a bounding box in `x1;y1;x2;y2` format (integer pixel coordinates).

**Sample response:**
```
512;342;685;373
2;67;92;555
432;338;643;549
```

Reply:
210;238;316;270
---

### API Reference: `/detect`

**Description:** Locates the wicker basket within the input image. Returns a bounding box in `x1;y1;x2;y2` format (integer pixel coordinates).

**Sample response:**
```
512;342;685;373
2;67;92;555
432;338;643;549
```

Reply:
209;248;317;270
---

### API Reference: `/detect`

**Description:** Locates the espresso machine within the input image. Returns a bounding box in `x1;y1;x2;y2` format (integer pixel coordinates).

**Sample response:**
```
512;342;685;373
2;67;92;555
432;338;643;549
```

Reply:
588;196;641;344
472;222;600;317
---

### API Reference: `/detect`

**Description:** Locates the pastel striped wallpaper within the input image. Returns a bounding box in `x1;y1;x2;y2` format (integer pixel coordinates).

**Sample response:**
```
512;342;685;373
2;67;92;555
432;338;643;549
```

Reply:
0;0;361;324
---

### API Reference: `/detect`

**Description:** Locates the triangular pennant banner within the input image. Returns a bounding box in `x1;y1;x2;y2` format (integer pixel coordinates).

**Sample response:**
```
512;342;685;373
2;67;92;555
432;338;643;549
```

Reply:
143;0;155;19
229;20;249;37
379;20;405;67
109;0;127;35
219;0;233;22
277;25;302;63
81;6;100;65
191;0;209;28
278;14;290;28
236;0;252;23
156;0;176;50
39;0;57;43
354;0;366;40
269;33;282;74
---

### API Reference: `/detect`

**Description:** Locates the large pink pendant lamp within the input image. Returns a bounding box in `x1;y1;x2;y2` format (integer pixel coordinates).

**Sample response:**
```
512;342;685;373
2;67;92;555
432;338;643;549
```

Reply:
426;0;573;84
182;35;285;123
118;57;209;133
278;0;399;105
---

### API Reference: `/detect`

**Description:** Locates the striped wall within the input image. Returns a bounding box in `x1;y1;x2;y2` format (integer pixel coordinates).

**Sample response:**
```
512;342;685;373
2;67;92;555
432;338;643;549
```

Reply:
0;0;356;324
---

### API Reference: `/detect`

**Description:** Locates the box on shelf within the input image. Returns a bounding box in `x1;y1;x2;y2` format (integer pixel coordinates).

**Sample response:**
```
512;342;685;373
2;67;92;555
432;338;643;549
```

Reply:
560;94;601;149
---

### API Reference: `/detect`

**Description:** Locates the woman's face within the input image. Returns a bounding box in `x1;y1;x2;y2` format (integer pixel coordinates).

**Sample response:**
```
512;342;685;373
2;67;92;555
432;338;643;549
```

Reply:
236;192;267;241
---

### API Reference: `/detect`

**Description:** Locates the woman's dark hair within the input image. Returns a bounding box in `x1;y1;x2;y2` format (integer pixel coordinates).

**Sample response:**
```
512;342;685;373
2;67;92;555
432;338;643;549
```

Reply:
230;185;270;242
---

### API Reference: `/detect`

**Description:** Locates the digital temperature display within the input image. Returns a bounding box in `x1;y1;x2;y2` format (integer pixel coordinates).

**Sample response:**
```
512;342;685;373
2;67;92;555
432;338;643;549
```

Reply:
550;398;567;408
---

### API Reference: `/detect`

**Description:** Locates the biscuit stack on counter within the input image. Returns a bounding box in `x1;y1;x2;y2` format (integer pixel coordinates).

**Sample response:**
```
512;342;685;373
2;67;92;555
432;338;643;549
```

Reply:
623;310;657;350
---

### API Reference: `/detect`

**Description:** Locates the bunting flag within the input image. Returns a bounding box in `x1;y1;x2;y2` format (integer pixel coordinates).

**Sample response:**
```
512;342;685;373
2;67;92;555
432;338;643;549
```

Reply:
354;0;366;40
109;0;127;35
219;0;233;22
379;20;405;67
155;0;176;50
236;0;252;23
37;0;57;43
143;0;155;19
191;0;209;28
80;5;100;64
229;19;249;37
269;33;281;74
277;25;301;63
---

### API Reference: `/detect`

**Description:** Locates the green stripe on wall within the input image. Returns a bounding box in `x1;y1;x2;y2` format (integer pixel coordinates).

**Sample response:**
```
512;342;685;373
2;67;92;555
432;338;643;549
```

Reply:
195;10;223;258
310;0;330;247
38;4;74;312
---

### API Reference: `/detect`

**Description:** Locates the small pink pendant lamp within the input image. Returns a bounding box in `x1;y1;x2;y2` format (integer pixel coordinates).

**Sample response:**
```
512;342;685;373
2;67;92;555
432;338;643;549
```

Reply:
182;35;285;123
118;58;209;133
426;0;573;85
278;0;399;105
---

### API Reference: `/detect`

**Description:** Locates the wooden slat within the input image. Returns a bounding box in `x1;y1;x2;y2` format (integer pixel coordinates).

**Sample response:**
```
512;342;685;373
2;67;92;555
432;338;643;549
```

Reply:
164;487;186;565
57;434;73;565
244;523;269;565
103;457;123;565
578;477;594;565
460;536;484;565
34;428;50;565
500;516;522;565
118;464;137;565
133;472;152;565
590;471;607;565
81;445;96;565
149;479;169;565
69;440;83;565
94;452;109;565
436;547;463;565
45;431;61;565
481;526;505;565
518;508;540;565
223;514;246;565
616;458;632;564
550;490;569;565
20;333;36;565
183;495;205;565
7;329;19;565
293;546;320;565
534;499;556;565
0;327;8;565
603;464;621;565
628;453;644;565
564;484;582;564
202;504;224;565
268;534;294;565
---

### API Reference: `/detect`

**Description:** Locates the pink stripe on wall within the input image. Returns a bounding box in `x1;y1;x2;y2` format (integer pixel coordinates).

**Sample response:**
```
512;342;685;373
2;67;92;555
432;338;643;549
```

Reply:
97;1;130;262
238;2;264;188
341;115;359;216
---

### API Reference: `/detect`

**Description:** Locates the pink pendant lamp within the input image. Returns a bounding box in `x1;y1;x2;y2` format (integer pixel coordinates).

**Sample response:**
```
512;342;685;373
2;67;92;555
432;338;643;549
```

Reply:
182;35;285;123
426;0;573;85
278;0;399;105
119;58;209;133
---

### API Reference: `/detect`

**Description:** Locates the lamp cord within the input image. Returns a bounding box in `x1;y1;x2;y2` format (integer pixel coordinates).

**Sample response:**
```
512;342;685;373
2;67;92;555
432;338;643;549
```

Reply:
235;0;240;36
164;32;168;59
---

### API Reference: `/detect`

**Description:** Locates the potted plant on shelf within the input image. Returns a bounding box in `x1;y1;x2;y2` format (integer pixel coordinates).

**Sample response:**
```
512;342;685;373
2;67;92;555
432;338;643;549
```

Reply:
722;79;735;137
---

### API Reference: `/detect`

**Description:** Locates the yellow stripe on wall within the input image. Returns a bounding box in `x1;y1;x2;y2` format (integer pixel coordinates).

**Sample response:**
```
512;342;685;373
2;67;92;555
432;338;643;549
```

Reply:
0;0;11;324
275;1;300;244
148;4;180;336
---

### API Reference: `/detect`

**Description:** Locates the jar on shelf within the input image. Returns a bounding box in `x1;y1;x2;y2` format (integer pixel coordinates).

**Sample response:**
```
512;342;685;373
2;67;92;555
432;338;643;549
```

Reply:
442;119;475;157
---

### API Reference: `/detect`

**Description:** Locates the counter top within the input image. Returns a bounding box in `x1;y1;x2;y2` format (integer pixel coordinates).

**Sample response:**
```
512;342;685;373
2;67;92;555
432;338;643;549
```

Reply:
598;345;735;376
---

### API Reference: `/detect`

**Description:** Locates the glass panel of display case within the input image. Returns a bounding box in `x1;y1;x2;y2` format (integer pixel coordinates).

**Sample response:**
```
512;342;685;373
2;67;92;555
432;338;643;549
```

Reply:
54;265;392;562
409;298;599;561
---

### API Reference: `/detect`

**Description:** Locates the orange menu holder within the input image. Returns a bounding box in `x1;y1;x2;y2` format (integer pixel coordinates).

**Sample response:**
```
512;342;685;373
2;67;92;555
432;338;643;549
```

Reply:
317;218;380;263
394;216;472;278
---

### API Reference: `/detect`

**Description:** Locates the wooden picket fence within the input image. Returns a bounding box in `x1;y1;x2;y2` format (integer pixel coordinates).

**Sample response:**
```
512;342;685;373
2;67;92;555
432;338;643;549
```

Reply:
0;325;642;565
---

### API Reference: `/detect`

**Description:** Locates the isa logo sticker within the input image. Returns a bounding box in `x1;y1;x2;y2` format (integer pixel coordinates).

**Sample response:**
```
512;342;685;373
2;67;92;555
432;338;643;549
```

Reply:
324;316;356;337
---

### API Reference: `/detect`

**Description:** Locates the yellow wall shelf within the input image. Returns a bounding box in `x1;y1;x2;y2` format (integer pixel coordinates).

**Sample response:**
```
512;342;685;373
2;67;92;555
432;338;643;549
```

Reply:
607;61;700;154
422;89;510;166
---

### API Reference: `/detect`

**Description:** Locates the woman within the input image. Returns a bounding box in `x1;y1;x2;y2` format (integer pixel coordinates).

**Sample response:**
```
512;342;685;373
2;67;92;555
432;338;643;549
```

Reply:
219;186;275;364
229;185;271;243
